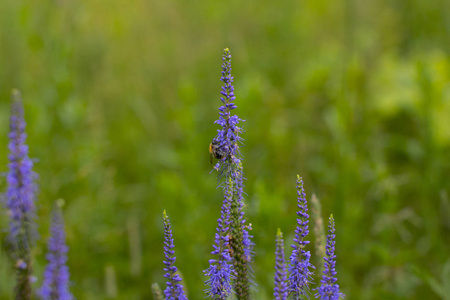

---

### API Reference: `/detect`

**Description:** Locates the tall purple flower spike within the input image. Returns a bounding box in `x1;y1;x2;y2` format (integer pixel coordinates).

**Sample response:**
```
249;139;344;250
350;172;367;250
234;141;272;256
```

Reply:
288;175;314;299
212;48;244;174
4;90;38;299
204;178;233;299
274;228;288;300
5;90;38;252
316;214;345;300
38;201;73;300
210;48;253;299
163;210;188;300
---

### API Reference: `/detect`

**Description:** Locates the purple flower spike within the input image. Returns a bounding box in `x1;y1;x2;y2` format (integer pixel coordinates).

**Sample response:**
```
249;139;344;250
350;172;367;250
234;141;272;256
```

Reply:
316;215;345;300
274;228;288;300
204;178;233;299
163;211;188;300
210;48;252;299
288;175;314;298
3;90;38;299
38;202;73;300
212;47;245;175
5;90;38;252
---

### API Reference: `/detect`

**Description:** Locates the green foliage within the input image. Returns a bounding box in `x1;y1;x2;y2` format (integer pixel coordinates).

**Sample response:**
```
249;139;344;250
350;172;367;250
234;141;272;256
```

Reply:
1;0;449;299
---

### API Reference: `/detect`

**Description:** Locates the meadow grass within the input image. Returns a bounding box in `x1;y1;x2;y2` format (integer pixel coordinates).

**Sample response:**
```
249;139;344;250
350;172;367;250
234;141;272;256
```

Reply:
1;0;450;299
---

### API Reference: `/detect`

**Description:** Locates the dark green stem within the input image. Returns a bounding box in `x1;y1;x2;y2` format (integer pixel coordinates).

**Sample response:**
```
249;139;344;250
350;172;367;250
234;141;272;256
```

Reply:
229;174;250;300
15;256;32;300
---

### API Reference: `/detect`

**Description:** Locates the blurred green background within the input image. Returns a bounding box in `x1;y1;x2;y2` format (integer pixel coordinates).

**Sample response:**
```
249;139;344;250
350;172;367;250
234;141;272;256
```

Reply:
1;0;450;299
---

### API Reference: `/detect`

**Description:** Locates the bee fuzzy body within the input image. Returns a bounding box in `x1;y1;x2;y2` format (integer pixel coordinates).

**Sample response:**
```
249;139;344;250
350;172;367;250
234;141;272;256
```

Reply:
209;140;226;164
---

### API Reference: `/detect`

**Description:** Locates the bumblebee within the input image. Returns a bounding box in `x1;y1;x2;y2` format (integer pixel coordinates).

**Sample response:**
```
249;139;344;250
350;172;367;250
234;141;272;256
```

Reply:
209;140;226;164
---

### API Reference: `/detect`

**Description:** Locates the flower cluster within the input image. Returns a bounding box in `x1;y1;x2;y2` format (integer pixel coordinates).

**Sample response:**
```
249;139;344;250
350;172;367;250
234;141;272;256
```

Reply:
288;175;315;298
274;228;288;300
204;178;234;299
163;210;188;300
0;51;347;300
316;215;344;300
212;48;244;173
3;90;38;299
38;203;73;300
212;48;252;299
158;49;345;300
5;90;38;254
2;91;76;299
